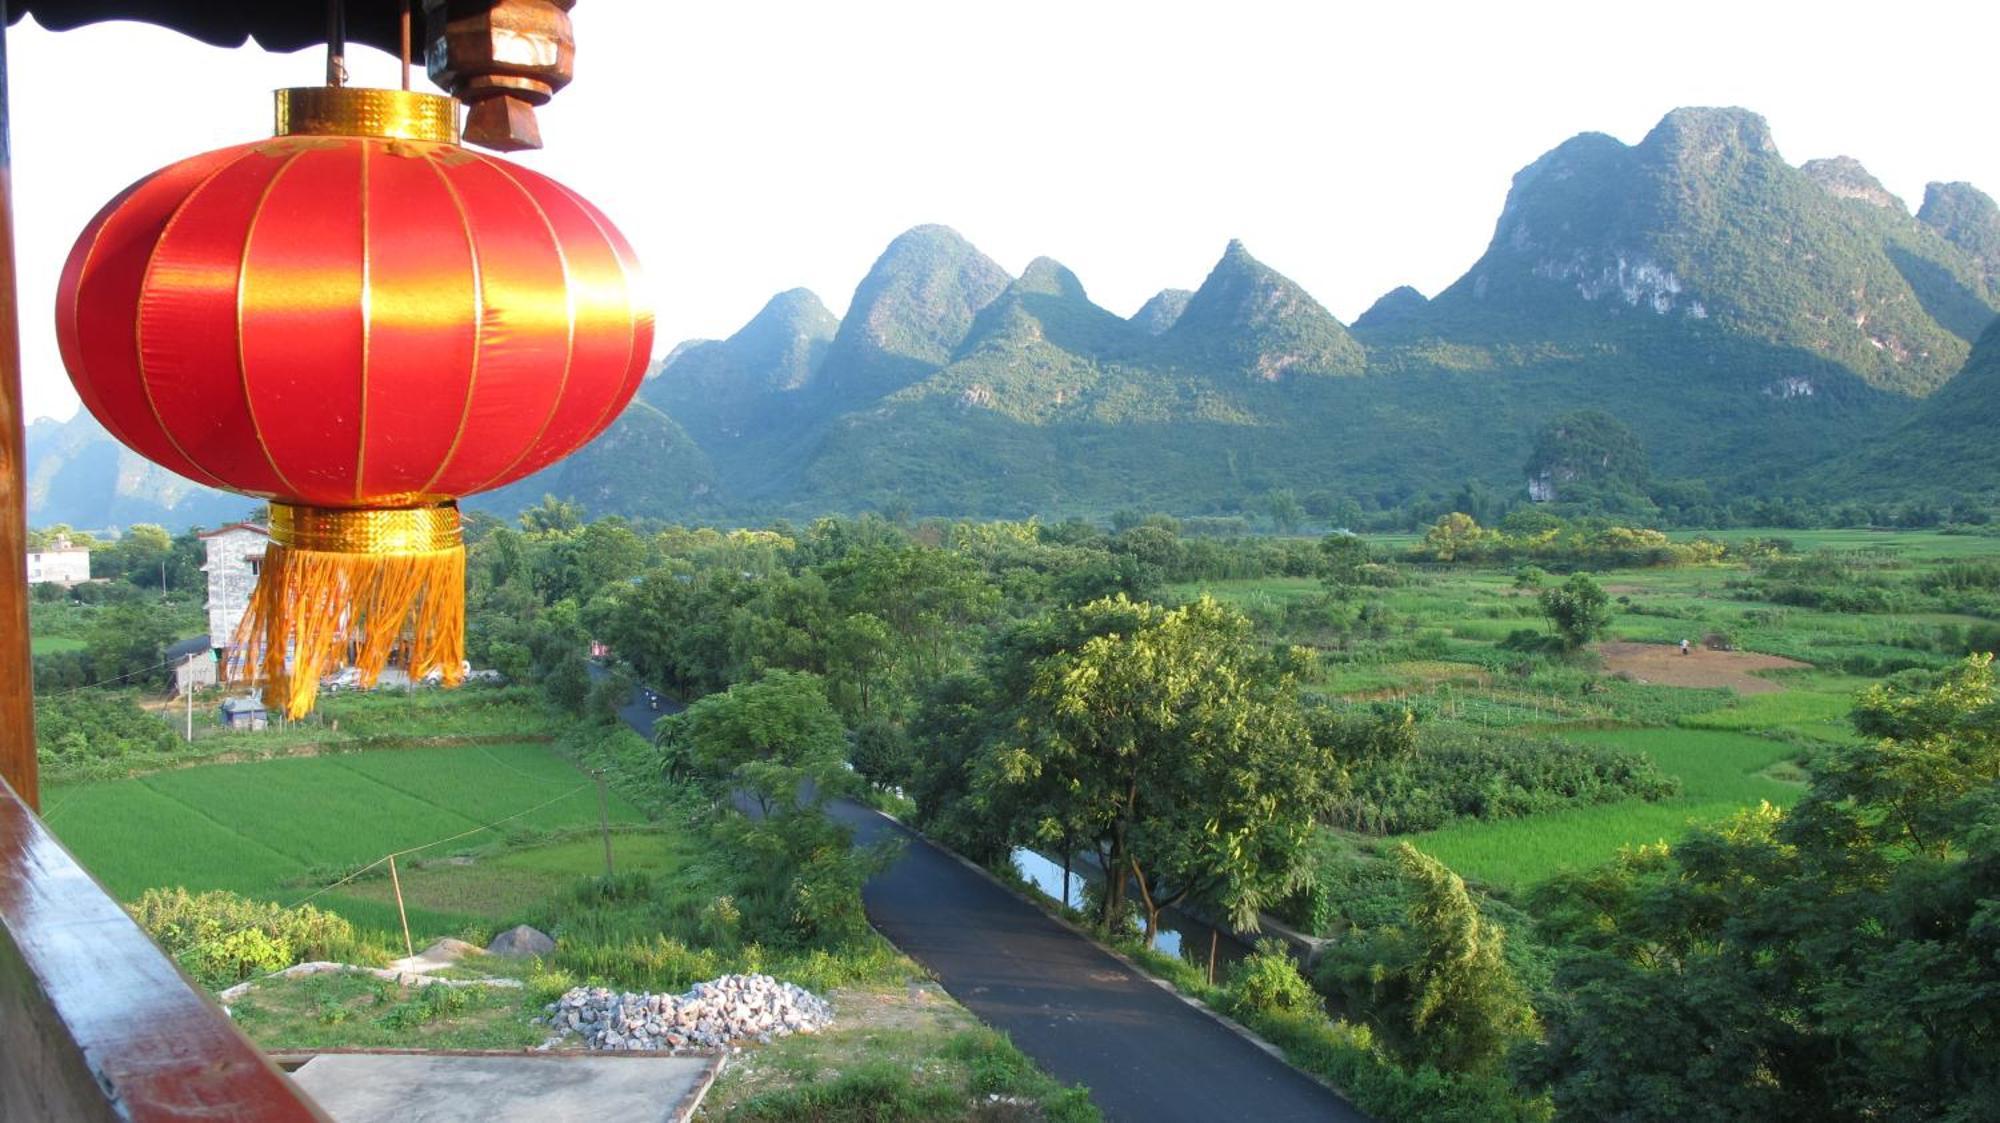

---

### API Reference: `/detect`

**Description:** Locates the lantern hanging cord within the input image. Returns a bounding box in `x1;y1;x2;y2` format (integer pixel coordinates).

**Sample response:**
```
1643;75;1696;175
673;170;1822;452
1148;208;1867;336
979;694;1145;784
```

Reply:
400;0;412;91
325;0;348;88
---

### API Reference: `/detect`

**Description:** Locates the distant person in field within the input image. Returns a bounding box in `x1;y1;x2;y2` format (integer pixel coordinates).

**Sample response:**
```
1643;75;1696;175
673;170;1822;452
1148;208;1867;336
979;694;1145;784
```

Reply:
1680;637;1691;656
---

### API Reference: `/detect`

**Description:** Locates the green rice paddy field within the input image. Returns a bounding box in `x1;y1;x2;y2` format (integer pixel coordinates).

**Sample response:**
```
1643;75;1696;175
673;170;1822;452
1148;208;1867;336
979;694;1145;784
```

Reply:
42;742;655;939
1174;527;2000;893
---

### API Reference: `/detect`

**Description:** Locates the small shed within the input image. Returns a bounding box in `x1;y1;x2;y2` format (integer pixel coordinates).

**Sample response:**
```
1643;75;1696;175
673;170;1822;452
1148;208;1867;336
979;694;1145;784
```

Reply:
217;696;267;731
167;635;216;697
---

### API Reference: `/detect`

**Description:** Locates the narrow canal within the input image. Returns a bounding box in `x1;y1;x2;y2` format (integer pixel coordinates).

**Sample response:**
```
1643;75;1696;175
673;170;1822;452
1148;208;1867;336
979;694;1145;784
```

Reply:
1010;847;1256;975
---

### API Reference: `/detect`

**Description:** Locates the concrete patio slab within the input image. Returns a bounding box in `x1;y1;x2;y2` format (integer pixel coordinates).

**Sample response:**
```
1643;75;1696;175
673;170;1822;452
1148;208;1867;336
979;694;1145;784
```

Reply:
288;1052;723;1123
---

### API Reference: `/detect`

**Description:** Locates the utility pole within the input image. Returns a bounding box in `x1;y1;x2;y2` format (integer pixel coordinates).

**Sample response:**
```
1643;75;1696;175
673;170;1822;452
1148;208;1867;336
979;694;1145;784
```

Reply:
184;654;194;743
594;770;614;876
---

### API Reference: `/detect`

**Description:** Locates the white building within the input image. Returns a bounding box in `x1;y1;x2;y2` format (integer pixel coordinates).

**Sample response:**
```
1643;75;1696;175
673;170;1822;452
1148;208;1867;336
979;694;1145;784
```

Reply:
200;523;269;660
168;634;218;697
25;537;90;586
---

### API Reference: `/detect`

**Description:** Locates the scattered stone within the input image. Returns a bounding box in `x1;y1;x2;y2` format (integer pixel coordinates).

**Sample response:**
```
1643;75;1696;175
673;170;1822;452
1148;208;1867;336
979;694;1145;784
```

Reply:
486;924;556;958
418;937;483;963
215;961;522;1004
386;937;487;975
543;974;835;1054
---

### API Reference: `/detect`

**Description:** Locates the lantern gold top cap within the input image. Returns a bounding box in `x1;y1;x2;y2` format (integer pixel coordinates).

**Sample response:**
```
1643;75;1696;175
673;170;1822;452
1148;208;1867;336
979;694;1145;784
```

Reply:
275;87;460;143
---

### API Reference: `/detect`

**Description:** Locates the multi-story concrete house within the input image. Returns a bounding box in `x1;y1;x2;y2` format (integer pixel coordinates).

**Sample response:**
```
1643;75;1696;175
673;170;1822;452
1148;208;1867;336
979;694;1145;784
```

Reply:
25;537;90;586
200;523;269;666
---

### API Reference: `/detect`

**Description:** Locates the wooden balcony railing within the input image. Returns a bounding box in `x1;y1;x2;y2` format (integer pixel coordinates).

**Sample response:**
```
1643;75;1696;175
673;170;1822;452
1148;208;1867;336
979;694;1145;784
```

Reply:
0;774;330;1120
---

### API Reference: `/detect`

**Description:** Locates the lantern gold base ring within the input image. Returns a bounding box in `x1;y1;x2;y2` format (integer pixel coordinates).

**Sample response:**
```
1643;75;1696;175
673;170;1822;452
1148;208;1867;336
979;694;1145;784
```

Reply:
232;502;467;718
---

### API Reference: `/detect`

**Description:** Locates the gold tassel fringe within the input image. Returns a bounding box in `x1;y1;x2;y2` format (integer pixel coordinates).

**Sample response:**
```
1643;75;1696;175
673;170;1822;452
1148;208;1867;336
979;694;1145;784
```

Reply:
230;503;466;719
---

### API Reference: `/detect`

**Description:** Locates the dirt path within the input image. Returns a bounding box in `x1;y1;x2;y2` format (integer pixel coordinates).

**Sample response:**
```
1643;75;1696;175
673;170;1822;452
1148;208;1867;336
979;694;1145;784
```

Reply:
1595;641;1806;694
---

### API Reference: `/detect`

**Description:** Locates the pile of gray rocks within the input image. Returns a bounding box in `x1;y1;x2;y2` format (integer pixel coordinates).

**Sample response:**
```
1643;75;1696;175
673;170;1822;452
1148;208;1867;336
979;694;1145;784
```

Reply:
545;974;835;1052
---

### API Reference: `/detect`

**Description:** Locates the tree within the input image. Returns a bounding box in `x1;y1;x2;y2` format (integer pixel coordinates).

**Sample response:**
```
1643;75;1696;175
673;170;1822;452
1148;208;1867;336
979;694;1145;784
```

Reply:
1393;845;1537;1072
1323;845;1537;1074
1420;512;1490;562
979;595;1337;939
1264;488;1304;534
1317;531;1369;586
544;652;590;714
86;603;175;688
110;524;173;590
1520;654;2000;1119
518;494;583;535
1539;572;1611;650
655;670;849;814
825;612;892;719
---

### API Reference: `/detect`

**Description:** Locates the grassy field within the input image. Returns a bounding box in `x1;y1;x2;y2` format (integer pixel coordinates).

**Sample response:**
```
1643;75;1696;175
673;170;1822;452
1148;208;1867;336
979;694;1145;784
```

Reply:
1173;527;1999;893
1408;728;1803;887
43;742;646;937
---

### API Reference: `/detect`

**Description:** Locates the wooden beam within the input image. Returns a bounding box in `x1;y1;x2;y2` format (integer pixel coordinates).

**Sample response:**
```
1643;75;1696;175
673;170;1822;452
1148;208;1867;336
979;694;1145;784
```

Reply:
0;3;36;811
0;778;332;1119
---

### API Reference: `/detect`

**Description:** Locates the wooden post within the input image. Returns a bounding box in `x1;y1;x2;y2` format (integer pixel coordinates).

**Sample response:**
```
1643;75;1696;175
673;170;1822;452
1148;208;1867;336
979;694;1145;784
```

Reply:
387;855;414;960
594;771;614;877
0;8;38;811
0;781;330;1120
1208;929;1219;986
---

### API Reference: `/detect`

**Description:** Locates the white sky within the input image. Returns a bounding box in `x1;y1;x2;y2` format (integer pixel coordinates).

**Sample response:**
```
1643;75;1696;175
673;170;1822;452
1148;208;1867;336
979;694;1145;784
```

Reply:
13;0;2000;422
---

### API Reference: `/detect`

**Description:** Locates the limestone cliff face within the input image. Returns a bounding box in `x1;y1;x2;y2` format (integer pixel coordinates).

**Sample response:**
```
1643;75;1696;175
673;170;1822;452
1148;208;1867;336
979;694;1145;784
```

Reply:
1424;107;1994;397
1802;156;1903;210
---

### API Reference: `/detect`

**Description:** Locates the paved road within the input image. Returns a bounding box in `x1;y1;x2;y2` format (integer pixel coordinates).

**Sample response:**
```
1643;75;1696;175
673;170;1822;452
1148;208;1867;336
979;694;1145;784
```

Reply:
610;678;1367;1122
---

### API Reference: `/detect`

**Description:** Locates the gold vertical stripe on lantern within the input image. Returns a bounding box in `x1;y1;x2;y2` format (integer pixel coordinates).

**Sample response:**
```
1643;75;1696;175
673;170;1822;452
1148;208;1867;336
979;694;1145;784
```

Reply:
232;503;465;718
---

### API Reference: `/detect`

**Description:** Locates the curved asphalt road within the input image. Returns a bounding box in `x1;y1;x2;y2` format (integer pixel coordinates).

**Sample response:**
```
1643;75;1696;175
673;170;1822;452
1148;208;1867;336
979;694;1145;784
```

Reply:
612;680;1366;1122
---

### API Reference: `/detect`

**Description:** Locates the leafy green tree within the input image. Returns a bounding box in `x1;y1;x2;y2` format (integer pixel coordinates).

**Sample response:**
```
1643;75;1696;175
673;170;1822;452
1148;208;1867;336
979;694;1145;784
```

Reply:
1264;488;1304;533
656;670;849;814
1321;845;1537;1075
85;603;176;688
544;652;590;714
1538;572;1611;650
825;612;892;719
979;595;1336;938
1420;512;1491;562
1520;655;2000;1120
1317;532;1370;586
518;494;583;535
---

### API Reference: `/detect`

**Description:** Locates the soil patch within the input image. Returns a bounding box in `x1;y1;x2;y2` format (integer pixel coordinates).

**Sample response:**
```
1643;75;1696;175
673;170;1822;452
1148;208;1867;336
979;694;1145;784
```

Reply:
1595;641;1807;694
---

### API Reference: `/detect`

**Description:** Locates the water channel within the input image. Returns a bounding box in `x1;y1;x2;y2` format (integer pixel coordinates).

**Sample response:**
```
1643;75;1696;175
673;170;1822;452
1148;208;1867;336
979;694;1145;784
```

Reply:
1010;848;1255;975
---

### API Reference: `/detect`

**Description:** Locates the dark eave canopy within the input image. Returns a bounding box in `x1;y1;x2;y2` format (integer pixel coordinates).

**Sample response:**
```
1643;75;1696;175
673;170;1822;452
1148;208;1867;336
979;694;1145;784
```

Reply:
11;1;419;61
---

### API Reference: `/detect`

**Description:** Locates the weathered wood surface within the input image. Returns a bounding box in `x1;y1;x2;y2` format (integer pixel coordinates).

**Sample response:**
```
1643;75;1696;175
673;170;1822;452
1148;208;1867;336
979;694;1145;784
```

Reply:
0;778;331;1120
0;3;37;812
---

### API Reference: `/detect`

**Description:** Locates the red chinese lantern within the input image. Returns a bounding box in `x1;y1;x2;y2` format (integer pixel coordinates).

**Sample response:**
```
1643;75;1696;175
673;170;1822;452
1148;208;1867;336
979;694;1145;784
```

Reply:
56;86;651;716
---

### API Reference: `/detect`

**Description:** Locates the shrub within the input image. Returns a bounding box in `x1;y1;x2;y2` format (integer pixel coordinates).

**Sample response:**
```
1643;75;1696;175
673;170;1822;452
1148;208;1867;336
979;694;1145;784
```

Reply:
129;887;370;988
1224;939;1318;1018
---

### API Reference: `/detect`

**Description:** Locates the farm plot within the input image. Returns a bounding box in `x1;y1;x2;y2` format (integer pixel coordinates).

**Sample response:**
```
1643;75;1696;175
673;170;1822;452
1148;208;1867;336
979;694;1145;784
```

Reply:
42;742;644;935
1405;728;1803;888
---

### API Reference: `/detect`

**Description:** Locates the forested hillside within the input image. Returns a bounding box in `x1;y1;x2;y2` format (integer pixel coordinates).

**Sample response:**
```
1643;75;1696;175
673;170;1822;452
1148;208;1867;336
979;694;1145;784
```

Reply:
28;106;2000;530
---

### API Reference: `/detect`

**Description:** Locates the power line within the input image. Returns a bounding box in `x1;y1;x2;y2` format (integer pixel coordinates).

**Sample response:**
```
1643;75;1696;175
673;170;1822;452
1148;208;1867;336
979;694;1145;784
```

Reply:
38;655;182;698
172;779;602;961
